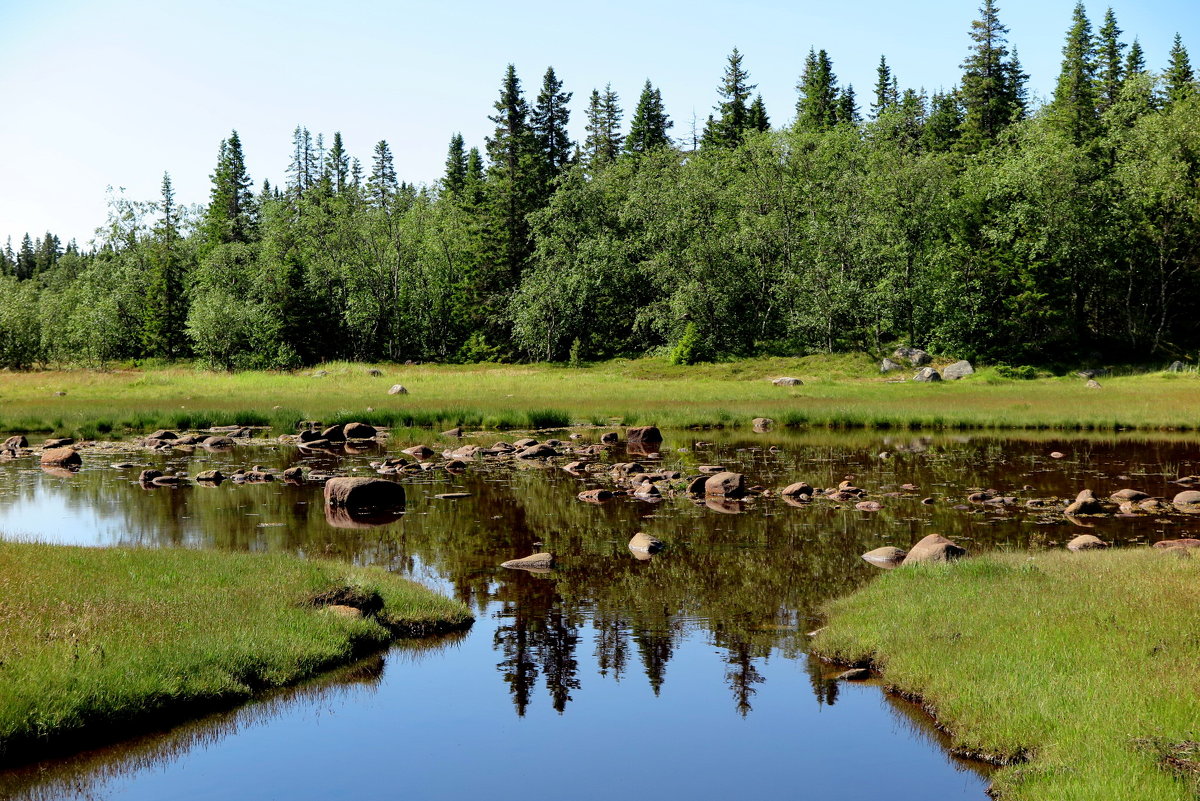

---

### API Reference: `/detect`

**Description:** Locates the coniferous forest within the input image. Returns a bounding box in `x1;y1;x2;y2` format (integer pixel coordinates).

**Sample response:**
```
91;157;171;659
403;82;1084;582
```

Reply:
1;1;1198;371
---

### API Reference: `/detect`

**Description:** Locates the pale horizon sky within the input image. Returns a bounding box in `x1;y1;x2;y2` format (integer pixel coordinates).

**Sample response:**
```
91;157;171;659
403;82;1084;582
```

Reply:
1;0;1196;248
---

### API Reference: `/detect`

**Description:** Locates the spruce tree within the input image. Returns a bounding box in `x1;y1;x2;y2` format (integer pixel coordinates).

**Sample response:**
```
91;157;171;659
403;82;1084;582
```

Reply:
626;80;674;153
1125;38;1146;76
1164;34;1196;105
144;172;186;358
958;0;1024;147
1049;2;1099;143
16;234;34;280
705;48;755;147
1096;8;1125;111
464;146;486;207
287;126;318;198
795;49;840;130
367;140;399;210
583;85;623;165
747;94;770;132
924;90;964;151
444;132;468;196
202;130;254;247
531;67;573;178
328;132;350;193
485;64;540;283
871;55;899;118
836;84;860;125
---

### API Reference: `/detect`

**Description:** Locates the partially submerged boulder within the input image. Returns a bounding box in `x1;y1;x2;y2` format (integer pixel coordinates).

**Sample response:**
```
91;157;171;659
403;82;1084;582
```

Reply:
752;417;774;432
1065;489;1108;515
628;532;664;554
1172;490;1200;508
501;552;555;570
40;447;80;468
625;426;663;445
902;534;966;565
705;471;746;498
202;435;235;449
862;546;907;568
781;481;814;498
195;469;224;483
324;477;406;511
577;489;613;503
1067;534;1109;551
517;443;558;459
342;422;377;440
1110;488;1150;502
321;425;347;443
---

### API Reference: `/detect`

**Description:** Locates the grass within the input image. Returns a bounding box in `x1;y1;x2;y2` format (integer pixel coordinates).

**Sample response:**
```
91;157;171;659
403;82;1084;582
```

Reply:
0;541;472;765
1;355;1199;438
812;550;1200;800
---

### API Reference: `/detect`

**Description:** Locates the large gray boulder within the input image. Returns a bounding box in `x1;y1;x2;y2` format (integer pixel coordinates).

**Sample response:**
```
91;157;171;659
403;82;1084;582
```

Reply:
894;346;931;366
880;358;903;373
324;477;406;511
912;367;942;382
942;360;975;380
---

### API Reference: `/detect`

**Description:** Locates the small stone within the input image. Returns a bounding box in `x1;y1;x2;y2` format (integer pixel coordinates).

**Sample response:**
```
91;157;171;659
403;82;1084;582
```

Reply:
771;377;802;386
628;532;664;554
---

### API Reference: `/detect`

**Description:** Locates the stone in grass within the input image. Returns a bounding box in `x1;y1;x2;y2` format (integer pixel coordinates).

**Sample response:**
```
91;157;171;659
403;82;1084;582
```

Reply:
324;477;406;511
388;384;408;395
861;546;907;568
772;377;802;386
901;534;966;565
501;553;555;570
912;367;942;382
628;532;664;554
880;358;903;373
942;360;975;380
1066;534;1109;551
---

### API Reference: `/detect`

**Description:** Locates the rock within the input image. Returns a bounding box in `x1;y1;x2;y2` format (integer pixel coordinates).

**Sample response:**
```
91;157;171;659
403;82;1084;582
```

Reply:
1173;490;1200;506
444;460;468;471
862;546;908;568
600;432;620;445
562;461;586;472
894;346;932;366
1169;360;1186;372
781;482;814;498
151;475;188;487
174;434;205;446
1140;498;1174;514
1154;539;1200;549
942;360;974;380
705;471;746;498
435;492;471;500
912;367;942;382
880;358;903;373
139;469;163;483
3;435;27;450
1110;488;1150;502
282;466;304;482
1050;451;1066;459
625;426;663;444
43;437;74;449
401;445;435;459
146;429;177;440
751;417;774;432
202;435;235;449
298;429;322;443
386;384;410;396
836;668;871;681
684;475;708;496
577;489;614;503
323;477;406;511
501;553;554;570
1067;534;1109;551
855;501;882;512
342;422;377;440
628;532;664;554
517;443;558;459
1085;379;1102;389
299;439;331;449
195;469;224;483
902;534;966;565
40;447;80;468
698;465;726;474
311;370;328;378
1065;489;1108;515
771;377;802;386
442;427;463;438
321;425;347;443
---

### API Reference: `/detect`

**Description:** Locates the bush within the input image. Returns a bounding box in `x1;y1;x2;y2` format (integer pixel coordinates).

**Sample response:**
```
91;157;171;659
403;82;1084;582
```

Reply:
994;363;1038;380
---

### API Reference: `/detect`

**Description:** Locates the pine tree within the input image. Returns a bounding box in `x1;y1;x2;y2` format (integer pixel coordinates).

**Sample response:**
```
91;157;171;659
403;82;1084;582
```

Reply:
202;130;254;247
795;49;840;130
443;132;468;196
959;0;1025;147
1164;34;1196;105
464;146;486;207
1049;2;1099;143
583;85;623;165
871;55;900;118
747;94;770;132
16;234;34;280
367;139;399;210
328;131;350;193
531;67;574;178
837;84;860;125
924;90;964;151
705;48;756;147
1096;8;1125;111
1125;38;1146;76
287;125;318;198
626;80;674;153
144;172;187;358
485;64;540;284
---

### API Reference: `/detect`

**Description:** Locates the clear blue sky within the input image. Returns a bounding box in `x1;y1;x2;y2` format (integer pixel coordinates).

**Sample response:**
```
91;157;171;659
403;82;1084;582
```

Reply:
0;0;1195;247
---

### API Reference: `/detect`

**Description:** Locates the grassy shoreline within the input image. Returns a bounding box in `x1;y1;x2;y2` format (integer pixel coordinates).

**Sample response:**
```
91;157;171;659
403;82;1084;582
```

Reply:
1;356;1199;438
811;551;1200;800
0;542;472;766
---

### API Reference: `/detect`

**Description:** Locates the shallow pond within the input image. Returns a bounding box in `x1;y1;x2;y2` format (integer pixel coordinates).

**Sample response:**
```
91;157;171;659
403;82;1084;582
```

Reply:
3;428;1200;800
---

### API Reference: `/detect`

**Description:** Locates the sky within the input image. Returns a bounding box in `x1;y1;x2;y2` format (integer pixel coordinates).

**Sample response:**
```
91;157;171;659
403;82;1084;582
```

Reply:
0;0;1196;248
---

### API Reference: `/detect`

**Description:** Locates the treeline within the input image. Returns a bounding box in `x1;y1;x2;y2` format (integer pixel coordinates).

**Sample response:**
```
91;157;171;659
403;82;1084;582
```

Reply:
1;0;1198;370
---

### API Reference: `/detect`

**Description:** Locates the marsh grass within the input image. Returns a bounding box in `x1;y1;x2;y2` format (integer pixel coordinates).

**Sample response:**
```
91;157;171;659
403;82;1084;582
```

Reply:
0;542;472;765
2;357;1199;437
813;550;1200;800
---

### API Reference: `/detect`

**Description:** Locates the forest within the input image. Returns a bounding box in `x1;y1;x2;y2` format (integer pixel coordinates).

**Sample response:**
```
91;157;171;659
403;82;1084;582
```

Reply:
1;0;1197;371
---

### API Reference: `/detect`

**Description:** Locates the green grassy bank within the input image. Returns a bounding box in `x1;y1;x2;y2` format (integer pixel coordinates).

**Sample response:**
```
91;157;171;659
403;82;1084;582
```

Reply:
1;355;1199;438
812;551;1200;800
0;542;472;765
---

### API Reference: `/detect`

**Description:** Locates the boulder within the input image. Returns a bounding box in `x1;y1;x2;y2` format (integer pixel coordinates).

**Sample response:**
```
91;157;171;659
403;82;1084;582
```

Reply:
401;445;435;459
902;534;966;565
942;360;974;380
1065;489;1108;515
442;427;463;438
139;469;163;483
202;435;235;449
1067;534;1109;551
1173;490;1200;506
861;546;908;568
151;475;188;487
1110;488;1150;502
3;435;27;450
321;425;347;443
752;417;774;432
501;553;554;570
146;429;177;440
1085;379;1102;389
855;501;882;512
912;367;942;382
781;482;814;497
43;437;74;449
1169;360;1186;372
600;432;620;445
1140;498;1174;514
837;668;871;681
195;469;224;483
772;377;802;386
625;426;663;444
894;346;931;366
174;434;205;446
40;447;80;468
388;384;408;395
628;532;664;554
684;475;708;496
281;466;304;482
517;443;558;459
342;422;377;440
704;471;746;498
434;492;471;500
323;477;406;511
1153;539;1200;549
880;358;903;373
577;489;614;503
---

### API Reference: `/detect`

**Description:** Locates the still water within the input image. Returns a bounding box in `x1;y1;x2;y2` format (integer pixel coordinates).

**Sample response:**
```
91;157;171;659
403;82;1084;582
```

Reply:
2;428;1198;800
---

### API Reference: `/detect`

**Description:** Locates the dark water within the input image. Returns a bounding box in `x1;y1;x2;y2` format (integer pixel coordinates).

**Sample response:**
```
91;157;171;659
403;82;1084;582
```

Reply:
2;429;1199;800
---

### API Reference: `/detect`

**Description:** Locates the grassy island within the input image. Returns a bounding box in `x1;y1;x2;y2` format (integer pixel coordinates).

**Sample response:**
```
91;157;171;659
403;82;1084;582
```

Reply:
812;551;1200;800
0;542;472;765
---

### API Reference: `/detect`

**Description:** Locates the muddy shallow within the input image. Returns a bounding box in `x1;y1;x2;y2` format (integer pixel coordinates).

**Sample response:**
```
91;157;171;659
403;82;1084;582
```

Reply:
2;428;1199;800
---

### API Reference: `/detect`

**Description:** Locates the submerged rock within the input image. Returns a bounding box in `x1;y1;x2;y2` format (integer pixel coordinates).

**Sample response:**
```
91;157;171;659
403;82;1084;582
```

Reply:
628;532;664;554
862;546;907;568
1110;488;1150;502
836;668;871;681
342;422;377;440
781;481;814;498
751;417;774;432
1172;490;1200;507
902;534;965;565
577;489;614;503
1065;489;1108;515
501;553;555;570
195;469;224;483
202;435;235;449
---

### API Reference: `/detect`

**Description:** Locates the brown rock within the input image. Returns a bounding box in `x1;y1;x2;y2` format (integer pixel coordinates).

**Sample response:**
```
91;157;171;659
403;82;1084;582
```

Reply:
1172;490;1200;506
151;475;188;487
1067;534;1108;551
1153;538;1200;549
139;469;164;483
752;417;774;432
146;429;178;440
704;471;746;498
862;546;907;568
902;534;966;565
628;532;664;554
2;435;27;449
40;447;81;468
202;435;235;449
855;501;882;512
323;477;406;511
501;553;555;570
782;482;814;498
600;432;620;445
401;445;435;459
625;426;663;444
577;489;614;503
1049;451;1065;459
343;422;377;440
195;469;224;483
1065;489;1107;515
517;443;558;459
43;437;73;449
442;427;463;438
281;466;304;482
1110;488;1150;502
1140;498;1174;513
321;425;347;443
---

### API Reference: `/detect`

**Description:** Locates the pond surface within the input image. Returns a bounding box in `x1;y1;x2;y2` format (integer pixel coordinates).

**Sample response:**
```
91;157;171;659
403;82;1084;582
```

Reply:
3;428;1200;800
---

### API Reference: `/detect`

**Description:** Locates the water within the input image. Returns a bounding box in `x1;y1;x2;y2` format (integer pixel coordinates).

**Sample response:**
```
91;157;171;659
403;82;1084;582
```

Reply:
3;428;1198;800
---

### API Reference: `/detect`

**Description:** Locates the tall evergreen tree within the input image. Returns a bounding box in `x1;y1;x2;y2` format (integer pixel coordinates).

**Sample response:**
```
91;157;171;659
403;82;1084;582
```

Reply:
464;146;486;207
1049;2;1099;143
201;130;254;247
328;131;350;193
871;55;900;118
16;234;34;280
1125;37;1146;76
367;140;399;210
1096;8;1125;111
531;67;574;178
583;85;624;165
287;125;318;198
1164;34;1196;104
924;90;964;151
795;49;840;130
485;64;540;285
703;48;756;147
626;80;674;153
747;94;770;132
959;0;1025;147
144;173;187;358
836;84;860;125
443;132;468;196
